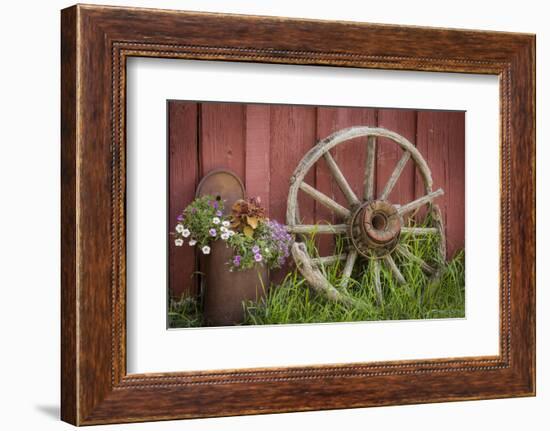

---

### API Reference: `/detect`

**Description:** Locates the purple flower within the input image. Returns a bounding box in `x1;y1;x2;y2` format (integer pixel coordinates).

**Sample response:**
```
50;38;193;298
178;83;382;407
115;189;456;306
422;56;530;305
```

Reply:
252;245;260;254
213;201;219;209
233;255;241;266
209;228;217;237
216;210;223;217
254;253;263;262
176;214;184;221
191;207;197;214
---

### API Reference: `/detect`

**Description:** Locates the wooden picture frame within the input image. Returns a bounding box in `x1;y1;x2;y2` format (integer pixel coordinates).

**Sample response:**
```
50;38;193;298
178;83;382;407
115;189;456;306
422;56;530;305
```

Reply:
61;4;535;425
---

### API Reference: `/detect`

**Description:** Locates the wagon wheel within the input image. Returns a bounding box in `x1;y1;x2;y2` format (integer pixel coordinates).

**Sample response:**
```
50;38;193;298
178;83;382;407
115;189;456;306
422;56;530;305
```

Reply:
286;127;445;305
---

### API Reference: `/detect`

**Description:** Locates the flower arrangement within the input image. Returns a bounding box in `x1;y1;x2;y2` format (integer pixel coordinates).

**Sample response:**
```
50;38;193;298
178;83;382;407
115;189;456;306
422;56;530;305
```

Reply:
173;195;293;271
173;195;232;255
225;218;292;271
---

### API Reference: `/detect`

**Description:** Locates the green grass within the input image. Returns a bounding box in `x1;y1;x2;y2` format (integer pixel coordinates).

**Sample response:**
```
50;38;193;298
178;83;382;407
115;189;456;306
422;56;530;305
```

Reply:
168;295;202;328
168;223;465;328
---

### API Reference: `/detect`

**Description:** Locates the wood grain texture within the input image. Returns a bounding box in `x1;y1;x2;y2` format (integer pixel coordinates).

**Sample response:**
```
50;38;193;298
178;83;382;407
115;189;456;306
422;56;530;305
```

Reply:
270;105;317;223
416;111;465;258
61;4;535;425
376;109;416;206
60;6;78;424
168;102;199;297
269;106;317;282
200;103;246;179
245;105;271;209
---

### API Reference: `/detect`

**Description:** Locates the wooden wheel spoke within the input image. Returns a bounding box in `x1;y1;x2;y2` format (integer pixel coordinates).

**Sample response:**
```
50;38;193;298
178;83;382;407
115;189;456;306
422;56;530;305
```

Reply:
311;254;347;266
380;151;411;201
383;254;406;285
299;182;351;218
401;227;438;235
287;224;348;234
340;250;358;288
291;243;356;306
397;188;444;215
323;151;361;206
396;244;435;274
372;259;383;304
363;136;376;201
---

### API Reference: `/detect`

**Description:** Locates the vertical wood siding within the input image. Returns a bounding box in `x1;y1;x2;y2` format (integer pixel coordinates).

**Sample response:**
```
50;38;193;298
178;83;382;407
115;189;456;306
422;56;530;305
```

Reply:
168;101;465;298
168;102;199;296
416;111;465;258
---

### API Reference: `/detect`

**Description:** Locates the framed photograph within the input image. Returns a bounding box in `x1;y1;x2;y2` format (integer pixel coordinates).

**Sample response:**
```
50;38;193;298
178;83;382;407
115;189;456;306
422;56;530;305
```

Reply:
61;4;535;425
164;101;464;330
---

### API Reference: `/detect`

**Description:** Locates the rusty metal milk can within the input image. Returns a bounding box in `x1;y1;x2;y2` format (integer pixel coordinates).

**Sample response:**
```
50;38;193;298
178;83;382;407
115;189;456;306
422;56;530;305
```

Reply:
203;240;268;326
196;169;268;326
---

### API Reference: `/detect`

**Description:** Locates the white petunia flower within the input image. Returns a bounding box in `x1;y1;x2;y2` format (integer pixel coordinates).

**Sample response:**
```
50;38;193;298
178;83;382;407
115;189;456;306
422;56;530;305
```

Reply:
175;224;184;233
220;226;228;233
174;239;184;246
222;220;230;227
182;228;191;238
221;232;230;240
228;230;235;237
202;245;211;255
212;217;220;225
188;239;197;246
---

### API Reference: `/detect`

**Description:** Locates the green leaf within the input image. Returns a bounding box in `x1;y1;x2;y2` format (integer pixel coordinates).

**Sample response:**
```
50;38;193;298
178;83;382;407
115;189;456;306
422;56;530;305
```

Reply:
243;226;254;238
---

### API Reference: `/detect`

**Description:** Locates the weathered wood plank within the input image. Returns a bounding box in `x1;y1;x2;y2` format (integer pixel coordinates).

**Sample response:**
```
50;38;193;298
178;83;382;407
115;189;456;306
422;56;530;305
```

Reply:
200;102;246;180
445;112;466;259
270;106;316;223
416;111;465;259
270;105;317;283
168;102;199;298
376;109;416;206
245;105;271;212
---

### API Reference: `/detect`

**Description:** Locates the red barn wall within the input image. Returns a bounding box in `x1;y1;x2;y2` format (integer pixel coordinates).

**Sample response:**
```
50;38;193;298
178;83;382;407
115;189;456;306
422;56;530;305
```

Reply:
168;101;465;298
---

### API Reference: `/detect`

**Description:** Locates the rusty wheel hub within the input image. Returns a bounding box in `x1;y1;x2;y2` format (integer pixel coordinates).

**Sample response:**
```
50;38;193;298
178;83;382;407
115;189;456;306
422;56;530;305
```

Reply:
349;200;402;258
